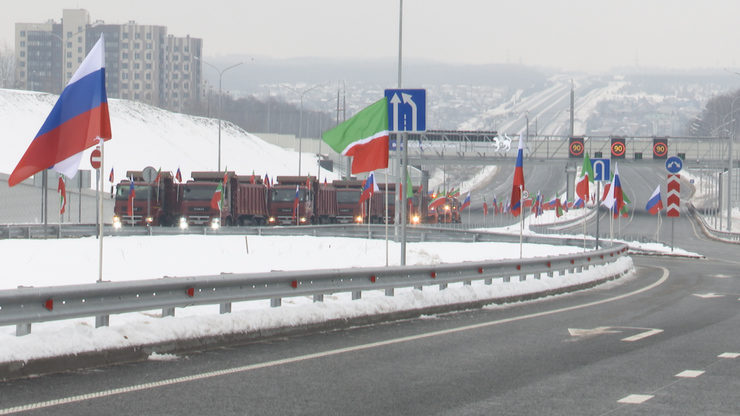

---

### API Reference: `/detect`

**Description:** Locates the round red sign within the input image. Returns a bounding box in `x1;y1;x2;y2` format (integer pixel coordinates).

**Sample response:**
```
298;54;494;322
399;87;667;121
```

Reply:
90;148;102;169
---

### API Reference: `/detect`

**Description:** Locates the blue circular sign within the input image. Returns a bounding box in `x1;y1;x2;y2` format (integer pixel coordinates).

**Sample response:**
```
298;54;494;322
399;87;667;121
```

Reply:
665;156;683;173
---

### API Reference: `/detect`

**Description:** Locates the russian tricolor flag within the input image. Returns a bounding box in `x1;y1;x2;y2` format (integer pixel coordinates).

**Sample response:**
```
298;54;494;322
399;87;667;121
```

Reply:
359;172;379;204
645;185;663;215
510;133;525;216
9;35;111;186
461;192;471;210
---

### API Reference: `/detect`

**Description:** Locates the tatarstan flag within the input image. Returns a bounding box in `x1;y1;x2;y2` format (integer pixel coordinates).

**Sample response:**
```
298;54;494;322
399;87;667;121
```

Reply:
322;98;389;174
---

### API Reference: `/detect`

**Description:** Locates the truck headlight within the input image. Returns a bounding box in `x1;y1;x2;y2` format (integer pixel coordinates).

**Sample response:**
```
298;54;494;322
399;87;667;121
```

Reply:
411;215;420;224
112;216;122;229
211;218;221;230
179;217;188;229
268;216;276;224
300;217;307;223
355;215;363;223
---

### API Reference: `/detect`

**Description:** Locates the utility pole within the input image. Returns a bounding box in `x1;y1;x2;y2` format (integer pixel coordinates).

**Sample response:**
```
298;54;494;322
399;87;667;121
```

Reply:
570;80;575;138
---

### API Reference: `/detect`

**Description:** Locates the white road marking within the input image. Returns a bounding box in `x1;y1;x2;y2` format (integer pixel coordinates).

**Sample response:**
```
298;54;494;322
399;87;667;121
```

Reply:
620;328;663;342
718;352;740;359
0;267;669;415
693;293;724;299
675;370;704;378
567;326;621;338
618;394;654;404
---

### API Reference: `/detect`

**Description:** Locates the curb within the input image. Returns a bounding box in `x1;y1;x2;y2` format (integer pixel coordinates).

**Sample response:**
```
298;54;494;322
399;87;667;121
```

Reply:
0;268;630;381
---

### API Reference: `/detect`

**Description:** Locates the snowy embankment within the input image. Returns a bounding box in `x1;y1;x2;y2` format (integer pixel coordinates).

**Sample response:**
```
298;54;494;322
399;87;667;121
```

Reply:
0;88;336;183
0;235;633;363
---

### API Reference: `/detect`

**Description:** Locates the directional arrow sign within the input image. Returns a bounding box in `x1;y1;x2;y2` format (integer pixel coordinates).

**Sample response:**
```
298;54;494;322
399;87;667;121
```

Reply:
666;155;683;173
384;89;426;132
667;174;680;217
591;158;610;181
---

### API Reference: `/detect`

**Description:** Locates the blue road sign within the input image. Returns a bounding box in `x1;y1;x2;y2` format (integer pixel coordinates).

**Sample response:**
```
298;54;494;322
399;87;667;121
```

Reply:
591;158;611;181
666;156;683;173
384;89;426;132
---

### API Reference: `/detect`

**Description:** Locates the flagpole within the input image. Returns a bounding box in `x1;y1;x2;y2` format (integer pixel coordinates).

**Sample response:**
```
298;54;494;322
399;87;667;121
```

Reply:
595;181;600;250
519;185;523;259
384;170;389;267
98;138;105;283
657;209;661;242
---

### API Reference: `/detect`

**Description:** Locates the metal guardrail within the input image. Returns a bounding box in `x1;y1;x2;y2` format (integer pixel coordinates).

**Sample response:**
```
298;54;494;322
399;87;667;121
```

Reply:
0;231;628;336
688;204;740;243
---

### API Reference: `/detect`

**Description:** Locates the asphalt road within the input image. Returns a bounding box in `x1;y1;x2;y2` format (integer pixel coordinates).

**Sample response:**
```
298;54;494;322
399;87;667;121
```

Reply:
0;209;737;415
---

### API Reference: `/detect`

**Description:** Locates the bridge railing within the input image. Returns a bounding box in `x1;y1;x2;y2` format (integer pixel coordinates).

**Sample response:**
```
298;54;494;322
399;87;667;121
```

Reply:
688;204;740;243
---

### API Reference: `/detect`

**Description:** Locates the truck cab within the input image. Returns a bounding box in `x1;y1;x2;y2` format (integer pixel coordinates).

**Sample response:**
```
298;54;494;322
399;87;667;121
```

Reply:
112;170;176;227
333;179;364;224
268;176;315;225
179;171;237;229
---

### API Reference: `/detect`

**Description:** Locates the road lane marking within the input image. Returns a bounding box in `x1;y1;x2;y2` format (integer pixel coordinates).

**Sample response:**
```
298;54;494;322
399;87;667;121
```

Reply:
0;267;668;415
675;370;704;378
617;394;653;404
620;328;663;342
719;352;739;359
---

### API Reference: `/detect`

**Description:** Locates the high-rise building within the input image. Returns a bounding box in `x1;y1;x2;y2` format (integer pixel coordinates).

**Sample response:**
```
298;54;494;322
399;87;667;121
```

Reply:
14;9;202;113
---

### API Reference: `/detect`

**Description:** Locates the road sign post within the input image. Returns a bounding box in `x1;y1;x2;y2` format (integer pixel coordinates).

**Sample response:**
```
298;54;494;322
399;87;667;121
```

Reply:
385;89;426;266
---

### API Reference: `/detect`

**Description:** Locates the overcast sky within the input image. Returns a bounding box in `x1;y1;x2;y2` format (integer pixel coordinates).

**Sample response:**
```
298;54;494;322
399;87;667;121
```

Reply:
2;1;740;72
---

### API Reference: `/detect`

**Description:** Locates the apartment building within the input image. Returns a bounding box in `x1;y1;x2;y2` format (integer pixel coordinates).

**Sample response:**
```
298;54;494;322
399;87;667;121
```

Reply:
15;9;202;113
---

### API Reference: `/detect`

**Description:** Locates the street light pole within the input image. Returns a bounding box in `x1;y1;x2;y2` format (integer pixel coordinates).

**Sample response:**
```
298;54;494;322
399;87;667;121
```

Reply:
198;58;243;171
284;84;321;176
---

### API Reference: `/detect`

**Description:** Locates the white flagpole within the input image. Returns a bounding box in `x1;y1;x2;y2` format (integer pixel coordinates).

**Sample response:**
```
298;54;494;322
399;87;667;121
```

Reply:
98;138;105;283
384;170;389;267
657;209;662;242
519;185;524;259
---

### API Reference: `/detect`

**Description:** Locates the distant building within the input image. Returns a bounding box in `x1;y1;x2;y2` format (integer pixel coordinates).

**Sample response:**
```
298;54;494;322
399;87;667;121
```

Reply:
14;9;202;113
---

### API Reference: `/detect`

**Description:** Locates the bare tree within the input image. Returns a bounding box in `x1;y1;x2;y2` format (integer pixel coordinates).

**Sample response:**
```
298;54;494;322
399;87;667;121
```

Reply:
0;45;15;89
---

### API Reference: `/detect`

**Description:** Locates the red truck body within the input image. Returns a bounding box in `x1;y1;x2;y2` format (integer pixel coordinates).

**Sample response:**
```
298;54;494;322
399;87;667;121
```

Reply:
113;171;177;226
180;171;268;226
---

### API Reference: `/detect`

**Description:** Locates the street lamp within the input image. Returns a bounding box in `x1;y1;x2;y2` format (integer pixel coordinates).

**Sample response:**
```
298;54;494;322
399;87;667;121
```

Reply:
283;84;322;176
196;57;243;171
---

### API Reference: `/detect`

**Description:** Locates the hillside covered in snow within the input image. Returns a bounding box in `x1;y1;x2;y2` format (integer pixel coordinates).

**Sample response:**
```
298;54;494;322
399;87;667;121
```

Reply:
0;88;336;184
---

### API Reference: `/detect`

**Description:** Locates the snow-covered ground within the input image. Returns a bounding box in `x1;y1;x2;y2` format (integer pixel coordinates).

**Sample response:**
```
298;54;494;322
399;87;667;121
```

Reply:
0;234;634;363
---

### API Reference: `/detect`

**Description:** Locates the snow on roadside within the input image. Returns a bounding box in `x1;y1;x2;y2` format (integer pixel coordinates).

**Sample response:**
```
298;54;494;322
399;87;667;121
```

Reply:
0;235;633;363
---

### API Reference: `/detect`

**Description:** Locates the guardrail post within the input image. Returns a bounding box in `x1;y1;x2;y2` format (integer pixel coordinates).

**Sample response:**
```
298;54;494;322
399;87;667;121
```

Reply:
385;288;394;296
95;315;109;328
576;266;583;273
162;307;175;317
439;283;448;290
519;274;526;281
352;290;362;300
484;278;492;285
547;271;554;278
420;233;426;242
503;276;510;282
313;294;324;302
271;298;281;307
414;284;423;291
220;302;232;314
534;273;541;280
464;280;471;286
16;323;31;336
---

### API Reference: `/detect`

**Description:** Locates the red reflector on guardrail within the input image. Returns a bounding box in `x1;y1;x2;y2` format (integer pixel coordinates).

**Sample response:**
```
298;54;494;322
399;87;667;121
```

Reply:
478;268;483;274
370;275;377;283
546;261;551;268
516;265;521;270
430;271;437;278
186;288;195;297
44;299;53;311
291;280;298;288
570;259;575;264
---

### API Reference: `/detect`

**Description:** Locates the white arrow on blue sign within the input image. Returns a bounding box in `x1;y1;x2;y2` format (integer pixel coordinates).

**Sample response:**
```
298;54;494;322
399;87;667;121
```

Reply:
384;89;426;132
591;158;611;181
666;156;683;173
